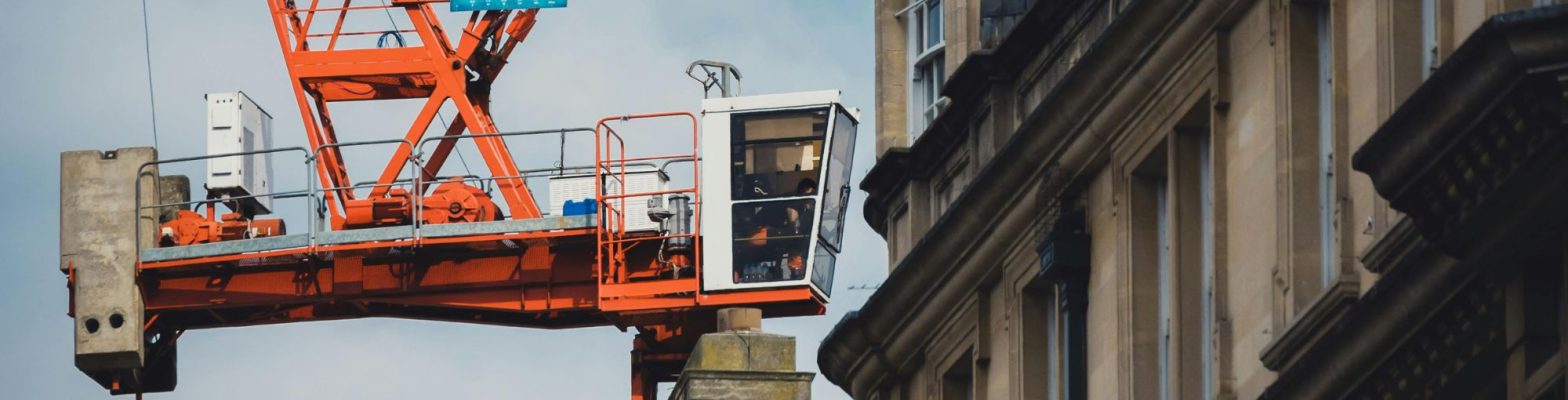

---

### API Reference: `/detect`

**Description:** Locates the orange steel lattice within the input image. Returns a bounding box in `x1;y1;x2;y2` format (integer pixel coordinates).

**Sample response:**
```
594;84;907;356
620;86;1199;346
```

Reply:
111;2;828;398
267;0;542;228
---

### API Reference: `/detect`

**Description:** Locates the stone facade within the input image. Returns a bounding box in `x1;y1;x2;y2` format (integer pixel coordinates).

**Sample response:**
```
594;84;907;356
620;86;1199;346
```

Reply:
671;309;815;400
820;0;1568;399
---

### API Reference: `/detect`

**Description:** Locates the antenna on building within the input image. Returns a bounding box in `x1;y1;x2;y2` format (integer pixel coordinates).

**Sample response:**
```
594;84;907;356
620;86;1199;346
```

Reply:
686;60;743;98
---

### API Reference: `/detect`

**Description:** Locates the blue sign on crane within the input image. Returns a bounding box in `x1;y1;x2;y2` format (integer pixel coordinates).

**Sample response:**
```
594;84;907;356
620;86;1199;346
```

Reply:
451;0;567;11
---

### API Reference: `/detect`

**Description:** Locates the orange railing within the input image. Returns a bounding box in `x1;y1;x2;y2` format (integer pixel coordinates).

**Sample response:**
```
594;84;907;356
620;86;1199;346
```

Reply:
594;113;702;295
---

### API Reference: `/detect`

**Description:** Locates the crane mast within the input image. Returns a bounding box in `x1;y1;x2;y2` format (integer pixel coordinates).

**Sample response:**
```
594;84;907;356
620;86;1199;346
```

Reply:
58;1;858;398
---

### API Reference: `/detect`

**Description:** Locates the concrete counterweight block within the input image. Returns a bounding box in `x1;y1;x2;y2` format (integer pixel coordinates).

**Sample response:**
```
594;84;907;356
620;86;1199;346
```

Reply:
60;147;160;371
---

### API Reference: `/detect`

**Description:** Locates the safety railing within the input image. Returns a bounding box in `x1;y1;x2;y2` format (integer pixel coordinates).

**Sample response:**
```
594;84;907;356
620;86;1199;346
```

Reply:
314;138;421;243
133;146;317;258
135;121;694;265
594;112;702;286
414;128;599;231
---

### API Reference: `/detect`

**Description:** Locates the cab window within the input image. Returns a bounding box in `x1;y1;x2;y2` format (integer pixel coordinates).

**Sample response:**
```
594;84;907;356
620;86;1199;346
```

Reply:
731;109;829;201
817;108;857;248
732;200;815;283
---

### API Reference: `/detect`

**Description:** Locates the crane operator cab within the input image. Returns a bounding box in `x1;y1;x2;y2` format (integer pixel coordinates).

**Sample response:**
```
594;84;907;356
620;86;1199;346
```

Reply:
698;90;858;298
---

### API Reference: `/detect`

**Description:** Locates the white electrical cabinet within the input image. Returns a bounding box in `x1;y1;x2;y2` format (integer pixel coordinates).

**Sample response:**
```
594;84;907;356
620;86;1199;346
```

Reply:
548;165;668;232
205;91;274;215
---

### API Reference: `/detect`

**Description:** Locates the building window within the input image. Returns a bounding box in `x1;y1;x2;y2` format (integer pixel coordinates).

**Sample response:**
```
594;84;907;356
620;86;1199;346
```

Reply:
1131;102;1216;399
1046;290;1064;400
942;349;974;400
1155;165;1173;400
1421;0;1440;77
1023;283;1063;400
1194;126;1216;400
1316;1;1337;286
1129;140;1170;399
902;0;946;142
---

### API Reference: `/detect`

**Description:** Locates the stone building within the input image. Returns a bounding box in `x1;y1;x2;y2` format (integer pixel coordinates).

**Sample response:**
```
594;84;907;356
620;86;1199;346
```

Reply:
818;0;1568;399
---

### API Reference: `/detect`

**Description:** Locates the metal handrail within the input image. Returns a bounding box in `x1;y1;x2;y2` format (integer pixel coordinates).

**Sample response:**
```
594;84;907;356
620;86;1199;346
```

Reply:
412;128;598;225
314;139;420;242
593;112;703;285
412;128;596;153
134;146;315;255
135;118;697;265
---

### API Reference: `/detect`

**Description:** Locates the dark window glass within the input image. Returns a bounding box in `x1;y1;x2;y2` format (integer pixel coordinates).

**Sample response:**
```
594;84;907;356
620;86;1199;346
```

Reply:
732;199;815;284
731;109;829;201
925;0;944;50
811;241;836;296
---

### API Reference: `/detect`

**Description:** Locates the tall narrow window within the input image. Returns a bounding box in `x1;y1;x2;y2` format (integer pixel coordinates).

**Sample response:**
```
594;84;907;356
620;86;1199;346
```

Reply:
1197;129;1215;400
903;0;946;142
1316;2;1337;286
1022;284;1060;400
942;350;975;400
1136;105;1214;400
1130;142;1169;399
1156;173;1172;400
1421;0;1439;77
1046;294;1063;400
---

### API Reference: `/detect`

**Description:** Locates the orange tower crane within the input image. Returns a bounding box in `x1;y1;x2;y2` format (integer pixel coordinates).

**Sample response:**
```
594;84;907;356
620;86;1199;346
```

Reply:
58;1;859;398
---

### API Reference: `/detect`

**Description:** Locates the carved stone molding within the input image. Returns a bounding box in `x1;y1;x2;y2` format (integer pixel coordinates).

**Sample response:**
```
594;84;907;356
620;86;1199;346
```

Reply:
1352;6;1568;258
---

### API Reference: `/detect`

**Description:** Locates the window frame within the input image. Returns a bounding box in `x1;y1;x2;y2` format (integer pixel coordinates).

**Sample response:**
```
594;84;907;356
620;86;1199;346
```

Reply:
901;0;947;142
728;108;831;202
818;106;859;250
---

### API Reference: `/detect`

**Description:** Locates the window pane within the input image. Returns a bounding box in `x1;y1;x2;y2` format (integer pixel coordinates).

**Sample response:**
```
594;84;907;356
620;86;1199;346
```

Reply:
811;242;836;296
731;109;829;200
934;56;947;90
926;0;943;50
1156;177;1171;400
818;109;858;247
732;199;816;284
1317;3;1336;285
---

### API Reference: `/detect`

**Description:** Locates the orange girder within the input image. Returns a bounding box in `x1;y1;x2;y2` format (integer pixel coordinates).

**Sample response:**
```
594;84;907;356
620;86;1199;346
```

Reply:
104;2;829;398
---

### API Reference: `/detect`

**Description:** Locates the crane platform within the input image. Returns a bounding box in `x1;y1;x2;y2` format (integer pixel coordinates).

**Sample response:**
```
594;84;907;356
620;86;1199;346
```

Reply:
57;2;858;398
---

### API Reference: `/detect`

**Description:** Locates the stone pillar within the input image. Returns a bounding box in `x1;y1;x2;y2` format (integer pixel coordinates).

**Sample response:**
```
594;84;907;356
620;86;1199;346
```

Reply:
669;308;814;400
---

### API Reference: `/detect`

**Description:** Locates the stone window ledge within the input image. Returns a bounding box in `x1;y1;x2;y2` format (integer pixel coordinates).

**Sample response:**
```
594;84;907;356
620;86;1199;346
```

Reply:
1260;277;1361;371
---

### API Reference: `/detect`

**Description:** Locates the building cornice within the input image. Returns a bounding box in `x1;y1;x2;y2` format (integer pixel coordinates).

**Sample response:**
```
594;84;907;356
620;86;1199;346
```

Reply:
1352;5;1568;258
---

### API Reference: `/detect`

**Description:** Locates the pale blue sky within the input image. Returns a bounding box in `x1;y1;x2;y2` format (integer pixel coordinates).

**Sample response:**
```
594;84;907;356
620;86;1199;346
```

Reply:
0;2;884;398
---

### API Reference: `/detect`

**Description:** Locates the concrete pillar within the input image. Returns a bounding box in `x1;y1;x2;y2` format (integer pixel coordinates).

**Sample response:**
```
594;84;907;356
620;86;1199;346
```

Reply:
670;308;814;400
